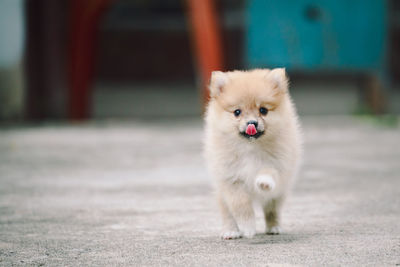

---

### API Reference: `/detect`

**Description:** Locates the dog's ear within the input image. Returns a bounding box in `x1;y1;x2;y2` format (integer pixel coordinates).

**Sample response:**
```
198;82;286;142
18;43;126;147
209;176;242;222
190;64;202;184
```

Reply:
209;71;228;97
266;68;288;93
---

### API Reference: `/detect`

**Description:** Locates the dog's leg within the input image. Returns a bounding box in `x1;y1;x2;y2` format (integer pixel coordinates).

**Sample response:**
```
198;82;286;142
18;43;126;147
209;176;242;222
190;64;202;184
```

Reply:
263;197;284;235
255;168;284;234
217;193;241;240
219;182;256;239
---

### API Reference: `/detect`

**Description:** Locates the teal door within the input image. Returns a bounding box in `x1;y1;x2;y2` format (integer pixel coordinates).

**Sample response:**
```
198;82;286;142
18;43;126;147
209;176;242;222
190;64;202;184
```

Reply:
246;0;388;72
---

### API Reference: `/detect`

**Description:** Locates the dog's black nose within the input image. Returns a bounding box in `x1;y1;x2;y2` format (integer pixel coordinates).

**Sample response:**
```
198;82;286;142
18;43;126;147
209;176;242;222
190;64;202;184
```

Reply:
247;120;258;128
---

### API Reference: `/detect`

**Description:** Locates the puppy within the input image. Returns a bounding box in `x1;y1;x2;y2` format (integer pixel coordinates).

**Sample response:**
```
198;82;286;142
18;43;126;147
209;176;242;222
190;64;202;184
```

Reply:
204;68;302;239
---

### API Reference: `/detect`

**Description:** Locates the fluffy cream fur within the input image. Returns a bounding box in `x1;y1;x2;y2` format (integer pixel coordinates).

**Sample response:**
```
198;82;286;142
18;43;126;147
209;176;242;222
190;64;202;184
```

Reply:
204;68;302;239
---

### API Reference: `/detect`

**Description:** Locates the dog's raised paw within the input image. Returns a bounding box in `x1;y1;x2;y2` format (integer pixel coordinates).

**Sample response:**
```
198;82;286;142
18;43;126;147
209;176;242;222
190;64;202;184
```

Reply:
267;226;281;235
256;175;276;191
221;231;242;240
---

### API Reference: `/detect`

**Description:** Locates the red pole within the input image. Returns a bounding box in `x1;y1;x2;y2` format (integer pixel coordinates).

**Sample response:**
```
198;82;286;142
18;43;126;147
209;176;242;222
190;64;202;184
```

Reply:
68;0;113;120
186;0;224;106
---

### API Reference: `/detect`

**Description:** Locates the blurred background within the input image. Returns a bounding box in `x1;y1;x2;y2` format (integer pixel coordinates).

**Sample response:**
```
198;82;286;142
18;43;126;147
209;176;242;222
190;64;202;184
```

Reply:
1;1;400;264
0;0;400;122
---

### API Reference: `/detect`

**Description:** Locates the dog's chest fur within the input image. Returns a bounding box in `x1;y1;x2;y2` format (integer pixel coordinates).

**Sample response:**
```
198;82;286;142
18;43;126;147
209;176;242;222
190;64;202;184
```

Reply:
217;138;282;183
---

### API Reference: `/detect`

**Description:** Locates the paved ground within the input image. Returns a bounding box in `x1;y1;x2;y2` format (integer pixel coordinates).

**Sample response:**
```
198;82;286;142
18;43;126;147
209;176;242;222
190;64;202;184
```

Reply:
0;116;399;266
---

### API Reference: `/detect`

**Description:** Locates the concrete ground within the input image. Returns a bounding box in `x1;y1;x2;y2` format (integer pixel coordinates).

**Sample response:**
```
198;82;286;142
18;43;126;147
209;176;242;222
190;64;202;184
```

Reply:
0;116;399;266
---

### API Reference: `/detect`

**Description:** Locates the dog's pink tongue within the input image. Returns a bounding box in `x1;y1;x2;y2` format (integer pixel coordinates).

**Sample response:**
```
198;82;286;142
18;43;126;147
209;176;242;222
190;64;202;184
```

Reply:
245;124;257;136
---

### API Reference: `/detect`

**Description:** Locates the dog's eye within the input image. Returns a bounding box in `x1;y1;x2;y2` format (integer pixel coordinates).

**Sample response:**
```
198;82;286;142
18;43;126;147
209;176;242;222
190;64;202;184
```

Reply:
259;107;268;115
234;109;241;117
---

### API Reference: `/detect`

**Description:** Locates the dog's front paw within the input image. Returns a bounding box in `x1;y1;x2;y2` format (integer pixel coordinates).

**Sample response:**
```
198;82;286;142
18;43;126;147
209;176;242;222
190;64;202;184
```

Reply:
221;231;242;240
266;226;281;235
255;175;276;191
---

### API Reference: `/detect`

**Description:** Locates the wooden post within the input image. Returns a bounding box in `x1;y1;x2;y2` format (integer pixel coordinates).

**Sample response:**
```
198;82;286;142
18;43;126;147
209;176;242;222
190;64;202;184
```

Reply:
185;0;224;107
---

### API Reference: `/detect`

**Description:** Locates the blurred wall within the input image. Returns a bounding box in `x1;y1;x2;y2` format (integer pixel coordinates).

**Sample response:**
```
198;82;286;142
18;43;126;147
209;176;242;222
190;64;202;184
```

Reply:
1;0;399;120
96;0;244;83
0;0;25;120
24;0;68;120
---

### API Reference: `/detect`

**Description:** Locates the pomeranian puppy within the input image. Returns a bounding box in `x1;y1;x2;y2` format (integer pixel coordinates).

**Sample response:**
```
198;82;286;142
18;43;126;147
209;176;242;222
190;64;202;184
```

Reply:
204;68;302;239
